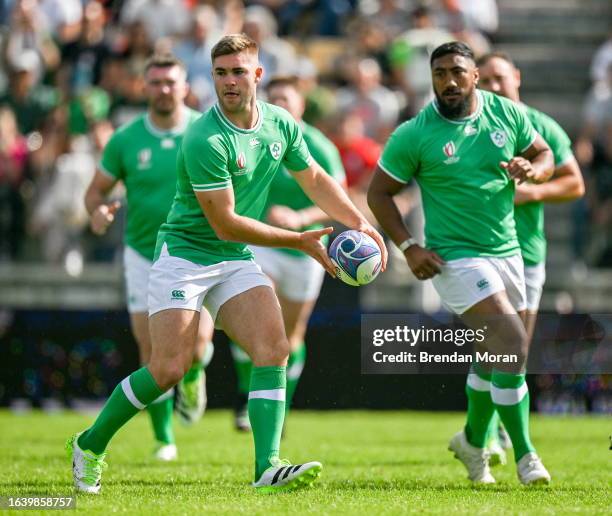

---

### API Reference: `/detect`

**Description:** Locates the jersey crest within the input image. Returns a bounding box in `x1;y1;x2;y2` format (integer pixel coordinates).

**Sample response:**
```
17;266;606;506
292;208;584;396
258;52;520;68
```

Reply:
490;130;507;148
269;141;282;160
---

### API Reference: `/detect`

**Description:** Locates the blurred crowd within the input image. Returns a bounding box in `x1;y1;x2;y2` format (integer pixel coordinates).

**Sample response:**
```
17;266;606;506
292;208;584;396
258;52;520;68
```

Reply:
0;0;499;266
0;0;609;272
575;34;612;268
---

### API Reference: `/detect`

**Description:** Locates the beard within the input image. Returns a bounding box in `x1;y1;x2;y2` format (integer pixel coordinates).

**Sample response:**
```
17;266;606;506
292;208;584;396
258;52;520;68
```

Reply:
434;88;474;119
151;96;176;116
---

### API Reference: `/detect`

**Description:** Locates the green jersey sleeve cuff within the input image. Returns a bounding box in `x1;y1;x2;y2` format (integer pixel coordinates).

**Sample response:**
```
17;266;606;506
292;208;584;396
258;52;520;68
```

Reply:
98;162;119;179
377;160;408;184
520;131;538;154
192;180;232;192
555;151;575;168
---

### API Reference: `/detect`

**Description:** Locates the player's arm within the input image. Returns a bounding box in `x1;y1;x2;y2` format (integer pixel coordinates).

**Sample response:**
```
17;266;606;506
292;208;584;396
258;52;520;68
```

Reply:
84;170;121;235
194;188;336;275
290;159;388;269
502;133;554;185
367;167;443;280
515;156;585;205
266;204;334;230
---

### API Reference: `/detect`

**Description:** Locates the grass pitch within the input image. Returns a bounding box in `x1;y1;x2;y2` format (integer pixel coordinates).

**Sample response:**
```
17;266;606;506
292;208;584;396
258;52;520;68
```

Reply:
0;410;609;514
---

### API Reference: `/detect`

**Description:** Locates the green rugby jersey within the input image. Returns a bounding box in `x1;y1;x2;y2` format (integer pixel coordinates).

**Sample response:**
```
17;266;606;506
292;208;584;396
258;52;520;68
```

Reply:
156;101;312;265
515;105;574;266
264;122;346;257
99;107;201;261
379;90;537;261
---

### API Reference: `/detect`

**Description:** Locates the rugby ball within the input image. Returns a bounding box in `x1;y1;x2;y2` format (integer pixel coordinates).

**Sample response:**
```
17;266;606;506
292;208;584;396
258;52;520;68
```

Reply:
328;230;382;286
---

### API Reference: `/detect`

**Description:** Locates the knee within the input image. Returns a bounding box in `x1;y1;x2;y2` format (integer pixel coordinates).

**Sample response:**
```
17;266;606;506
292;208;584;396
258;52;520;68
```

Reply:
252;337;290;366
149;359;188;391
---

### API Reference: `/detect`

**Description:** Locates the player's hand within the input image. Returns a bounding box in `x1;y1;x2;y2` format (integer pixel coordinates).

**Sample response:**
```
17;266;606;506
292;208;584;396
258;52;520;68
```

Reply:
91;201;121;235
500;157;535;184
266;205;303;230
356;223;388;272
404;244;444;280
298;226;336;277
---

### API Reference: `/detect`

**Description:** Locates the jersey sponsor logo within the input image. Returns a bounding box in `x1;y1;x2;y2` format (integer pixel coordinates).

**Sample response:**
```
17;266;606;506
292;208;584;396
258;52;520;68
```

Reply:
490;130;507;148
137;148;152;169
464;125;477;136
249;137;261;148
442;141;460;164
476;279;489;291
171;289;186;300
269;141;282;160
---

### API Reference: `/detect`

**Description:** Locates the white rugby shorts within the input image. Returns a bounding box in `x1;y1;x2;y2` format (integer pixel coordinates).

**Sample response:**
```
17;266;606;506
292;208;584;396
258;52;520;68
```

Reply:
148;243;272;326
524;261;546;312
431;254;527;314
123;245;152;313
250;245;325;302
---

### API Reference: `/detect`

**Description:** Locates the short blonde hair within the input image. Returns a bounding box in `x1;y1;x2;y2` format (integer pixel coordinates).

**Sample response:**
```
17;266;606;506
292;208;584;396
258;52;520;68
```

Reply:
211;33;258;62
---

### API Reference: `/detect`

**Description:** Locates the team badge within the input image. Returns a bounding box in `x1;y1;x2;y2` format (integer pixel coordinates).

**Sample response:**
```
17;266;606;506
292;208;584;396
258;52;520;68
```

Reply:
490;130;507;148
269;141;282;160
442;141;460;164
137;148;152;169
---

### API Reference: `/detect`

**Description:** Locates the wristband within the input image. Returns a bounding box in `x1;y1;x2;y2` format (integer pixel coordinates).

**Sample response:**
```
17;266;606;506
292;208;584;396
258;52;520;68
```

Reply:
398;238;417;252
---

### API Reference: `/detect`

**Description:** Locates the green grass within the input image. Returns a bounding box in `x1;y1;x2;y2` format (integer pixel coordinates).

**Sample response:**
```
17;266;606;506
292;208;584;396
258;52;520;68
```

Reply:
0;410;610;514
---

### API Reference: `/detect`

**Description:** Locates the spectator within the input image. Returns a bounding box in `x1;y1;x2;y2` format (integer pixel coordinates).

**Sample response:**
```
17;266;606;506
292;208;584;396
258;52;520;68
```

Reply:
0;106;28;260
242;5;297;83
4;0;60;83
590;34;612;85
336;57;401;142
173;5;222;111
109;61;147;127
453;0;498;38
388;5;453;116
120;0;190;44
296;57;337;129
38;0;82;44
116;21;154;73
61;0;112;94
369;0;410;40
331;109;381;225
0;50;59;134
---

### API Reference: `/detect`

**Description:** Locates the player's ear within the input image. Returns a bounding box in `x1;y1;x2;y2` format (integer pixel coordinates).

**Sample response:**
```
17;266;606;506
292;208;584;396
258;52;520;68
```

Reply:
254;65;264;84
473;67;480;85
515;68;521;89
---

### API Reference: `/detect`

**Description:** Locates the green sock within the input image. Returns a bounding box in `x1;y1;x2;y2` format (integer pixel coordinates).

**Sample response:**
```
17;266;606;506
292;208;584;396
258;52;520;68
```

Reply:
486;411;501;447
285;343;306;415
230;341;252;396
464;366;495;448
147;389;174;445
491;371;535;462
78;367;164;455
248;366;286;481
183;362;202;384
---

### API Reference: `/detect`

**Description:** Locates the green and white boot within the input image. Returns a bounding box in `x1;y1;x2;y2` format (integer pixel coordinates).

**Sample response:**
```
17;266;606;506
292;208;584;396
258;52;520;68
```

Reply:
66;433;108;494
